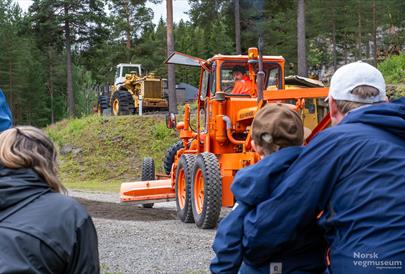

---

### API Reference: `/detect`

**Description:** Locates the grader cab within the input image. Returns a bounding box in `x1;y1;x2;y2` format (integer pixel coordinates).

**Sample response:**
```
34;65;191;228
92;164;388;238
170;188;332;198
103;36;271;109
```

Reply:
120;49;330;228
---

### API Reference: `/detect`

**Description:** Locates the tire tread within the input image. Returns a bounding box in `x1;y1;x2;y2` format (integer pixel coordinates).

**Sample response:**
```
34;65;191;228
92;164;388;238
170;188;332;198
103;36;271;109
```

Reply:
163;141;183;175
192;152;222;229
141;157;155;208
175;154;196;223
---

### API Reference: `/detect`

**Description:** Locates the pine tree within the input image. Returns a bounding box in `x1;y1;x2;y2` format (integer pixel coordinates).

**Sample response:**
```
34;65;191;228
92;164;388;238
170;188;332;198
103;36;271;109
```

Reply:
29;0;106;117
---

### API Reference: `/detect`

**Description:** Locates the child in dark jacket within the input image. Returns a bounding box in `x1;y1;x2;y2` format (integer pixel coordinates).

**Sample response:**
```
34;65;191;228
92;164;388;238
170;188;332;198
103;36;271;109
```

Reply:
210;104;326;274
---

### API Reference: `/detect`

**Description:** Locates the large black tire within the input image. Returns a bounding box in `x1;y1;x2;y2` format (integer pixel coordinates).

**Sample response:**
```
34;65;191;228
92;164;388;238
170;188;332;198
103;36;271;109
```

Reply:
163;141;184;175
141;157;155;208
191;152;222;229
127;93;136;114
175;154;196;223
97;95;109;116
111;90;134;116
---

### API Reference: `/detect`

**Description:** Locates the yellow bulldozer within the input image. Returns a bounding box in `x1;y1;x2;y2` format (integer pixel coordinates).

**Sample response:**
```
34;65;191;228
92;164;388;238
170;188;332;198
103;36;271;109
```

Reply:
97;64;168;115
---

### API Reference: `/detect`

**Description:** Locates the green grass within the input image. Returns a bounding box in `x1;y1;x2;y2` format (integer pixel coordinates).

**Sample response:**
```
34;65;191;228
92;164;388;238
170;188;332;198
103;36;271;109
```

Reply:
379;54;405;85
378;54;405;100
46;114;179;192
62;179;122;192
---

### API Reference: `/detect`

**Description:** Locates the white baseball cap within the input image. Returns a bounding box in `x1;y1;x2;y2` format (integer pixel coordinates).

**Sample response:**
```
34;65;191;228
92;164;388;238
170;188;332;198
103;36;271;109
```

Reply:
328;61;386;103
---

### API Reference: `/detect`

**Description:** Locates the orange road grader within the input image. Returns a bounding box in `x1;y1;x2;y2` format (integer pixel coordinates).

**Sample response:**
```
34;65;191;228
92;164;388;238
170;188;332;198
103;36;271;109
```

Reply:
120;48;331;229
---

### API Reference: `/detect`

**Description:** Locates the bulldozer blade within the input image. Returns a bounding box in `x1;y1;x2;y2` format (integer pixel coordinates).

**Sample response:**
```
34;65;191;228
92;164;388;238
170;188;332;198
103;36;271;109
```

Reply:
120;179;175;203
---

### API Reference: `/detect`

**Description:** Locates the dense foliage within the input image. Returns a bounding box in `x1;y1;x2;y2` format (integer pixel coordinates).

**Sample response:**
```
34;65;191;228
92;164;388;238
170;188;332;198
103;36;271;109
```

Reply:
0;0;403;126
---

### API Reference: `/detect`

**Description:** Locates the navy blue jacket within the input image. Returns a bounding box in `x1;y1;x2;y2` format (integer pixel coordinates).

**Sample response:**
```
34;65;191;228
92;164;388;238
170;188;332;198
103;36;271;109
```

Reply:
243;98;405;274
0;167;100;273
211;147;326;274
0;88;12;131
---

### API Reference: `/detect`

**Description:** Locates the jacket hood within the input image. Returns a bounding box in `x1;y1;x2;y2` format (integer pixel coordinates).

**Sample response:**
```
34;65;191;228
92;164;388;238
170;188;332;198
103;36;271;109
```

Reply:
342;97;405;138
231;146;302;206
0;89;13;132
0;167;50;214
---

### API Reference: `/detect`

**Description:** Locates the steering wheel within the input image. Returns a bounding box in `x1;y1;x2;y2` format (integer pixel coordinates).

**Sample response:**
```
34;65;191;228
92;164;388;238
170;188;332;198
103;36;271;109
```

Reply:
223;85;233;93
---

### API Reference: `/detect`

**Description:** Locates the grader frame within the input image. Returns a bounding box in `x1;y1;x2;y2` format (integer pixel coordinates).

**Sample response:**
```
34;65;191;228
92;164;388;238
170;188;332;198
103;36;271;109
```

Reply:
120;49;330;228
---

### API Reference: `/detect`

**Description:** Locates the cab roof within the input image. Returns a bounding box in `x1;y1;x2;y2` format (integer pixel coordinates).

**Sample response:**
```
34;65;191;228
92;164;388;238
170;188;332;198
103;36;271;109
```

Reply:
165;51;285;67
117;63;141;67
209;54;285;62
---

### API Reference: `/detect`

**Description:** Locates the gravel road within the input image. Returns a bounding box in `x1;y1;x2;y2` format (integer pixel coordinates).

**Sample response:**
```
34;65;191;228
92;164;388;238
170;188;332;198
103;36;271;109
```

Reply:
69;190;230;274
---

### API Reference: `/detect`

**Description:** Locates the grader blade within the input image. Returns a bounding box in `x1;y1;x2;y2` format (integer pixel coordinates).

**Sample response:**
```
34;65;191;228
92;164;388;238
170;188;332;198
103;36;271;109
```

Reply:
120;179;175;204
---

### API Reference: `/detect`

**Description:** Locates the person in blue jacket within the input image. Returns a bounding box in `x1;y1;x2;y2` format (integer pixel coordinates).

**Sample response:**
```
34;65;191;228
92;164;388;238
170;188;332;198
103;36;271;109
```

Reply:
211;104;327;274
0;88;13;131
243;62;405;274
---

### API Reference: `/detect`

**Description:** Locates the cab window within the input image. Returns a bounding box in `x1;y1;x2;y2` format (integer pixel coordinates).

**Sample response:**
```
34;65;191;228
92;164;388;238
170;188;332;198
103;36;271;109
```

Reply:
221;67;237;93
219;62;282;94
200;70;210;100
122;66;140;76
266;66;282;90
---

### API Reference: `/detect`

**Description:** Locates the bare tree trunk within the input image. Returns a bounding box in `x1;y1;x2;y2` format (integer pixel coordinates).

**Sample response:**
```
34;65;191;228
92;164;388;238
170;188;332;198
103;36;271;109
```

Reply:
167;0;177;114
344;34;348;64
357;3;362;60
234;0;241;54
8;59;13;114
48;47;55;124
365;32;370;60
372;0;377;66
332;0;337;71
124;0;132;49
297;0;307;77
64;4;75;117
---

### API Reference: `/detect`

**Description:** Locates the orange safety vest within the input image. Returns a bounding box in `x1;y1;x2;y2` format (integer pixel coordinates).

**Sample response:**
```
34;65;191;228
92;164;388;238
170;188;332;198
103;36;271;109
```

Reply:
232;75;252;95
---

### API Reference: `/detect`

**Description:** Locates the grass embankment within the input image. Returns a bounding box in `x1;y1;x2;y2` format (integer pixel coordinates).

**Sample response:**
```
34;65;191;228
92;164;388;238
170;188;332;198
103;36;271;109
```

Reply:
46;115;178;192
379;54;405;99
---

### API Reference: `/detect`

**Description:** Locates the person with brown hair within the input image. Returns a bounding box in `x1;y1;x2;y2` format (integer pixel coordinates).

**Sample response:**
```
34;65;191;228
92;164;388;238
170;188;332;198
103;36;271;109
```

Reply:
211;104;326;274
0;126;99;273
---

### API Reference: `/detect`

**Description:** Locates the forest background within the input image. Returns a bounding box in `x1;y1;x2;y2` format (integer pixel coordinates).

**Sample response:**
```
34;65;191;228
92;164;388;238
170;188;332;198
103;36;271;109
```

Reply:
0;0;404;127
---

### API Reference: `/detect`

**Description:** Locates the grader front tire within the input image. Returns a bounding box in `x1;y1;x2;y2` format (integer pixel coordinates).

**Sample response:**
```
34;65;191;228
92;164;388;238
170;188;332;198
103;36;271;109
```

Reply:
192;153;222;229
111;90;134;116
175;154;196;223
141;157;155;208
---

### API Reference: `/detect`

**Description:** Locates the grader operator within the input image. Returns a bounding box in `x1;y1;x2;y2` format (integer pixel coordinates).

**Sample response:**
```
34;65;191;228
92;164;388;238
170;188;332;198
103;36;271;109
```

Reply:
120;48;330;229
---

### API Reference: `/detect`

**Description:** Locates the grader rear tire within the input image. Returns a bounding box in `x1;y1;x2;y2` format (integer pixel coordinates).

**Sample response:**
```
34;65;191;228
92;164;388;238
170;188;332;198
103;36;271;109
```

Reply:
97;95;109;116
191;153;222;229
163;141;184;175
141;157;155;208
175;154;196;223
